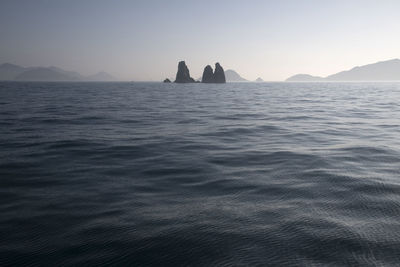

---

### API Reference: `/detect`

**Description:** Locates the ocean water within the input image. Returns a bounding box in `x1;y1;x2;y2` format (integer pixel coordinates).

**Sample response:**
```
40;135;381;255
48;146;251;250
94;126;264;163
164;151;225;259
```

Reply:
1;81;400;266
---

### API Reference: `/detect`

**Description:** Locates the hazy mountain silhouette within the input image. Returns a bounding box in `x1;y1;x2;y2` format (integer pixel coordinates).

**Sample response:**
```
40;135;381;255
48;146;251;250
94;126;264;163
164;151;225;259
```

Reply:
287;59;400;81
48;66;84;80
224;69;247;82
0;63;116;81
326;59;400;81
87;71;116;81
0;63;29;80
286;74;324;81
15;68;80;81
255;77;264;82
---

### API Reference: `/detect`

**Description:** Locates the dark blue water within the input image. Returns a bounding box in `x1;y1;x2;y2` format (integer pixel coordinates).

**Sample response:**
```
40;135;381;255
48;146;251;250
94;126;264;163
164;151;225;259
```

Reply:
1;81;400;266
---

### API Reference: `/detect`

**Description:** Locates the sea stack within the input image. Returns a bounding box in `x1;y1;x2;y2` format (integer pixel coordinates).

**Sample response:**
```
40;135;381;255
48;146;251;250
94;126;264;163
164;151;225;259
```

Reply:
201;65;214;83
201;62;227;83
174;61;195;83
213;63;226;83
163;78;171;83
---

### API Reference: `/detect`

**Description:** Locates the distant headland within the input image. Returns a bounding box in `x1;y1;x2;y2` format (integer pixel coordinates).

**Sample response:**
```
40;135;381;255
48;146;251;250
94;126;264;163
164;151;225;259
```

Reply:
0;63;115;82
286;59;400;81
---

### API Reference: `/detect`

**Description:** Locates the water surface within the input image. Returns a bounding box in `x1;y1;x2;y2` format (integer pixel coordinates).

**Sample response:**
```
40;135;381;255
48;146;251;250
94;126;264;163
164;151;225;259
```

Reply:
1;82;400;266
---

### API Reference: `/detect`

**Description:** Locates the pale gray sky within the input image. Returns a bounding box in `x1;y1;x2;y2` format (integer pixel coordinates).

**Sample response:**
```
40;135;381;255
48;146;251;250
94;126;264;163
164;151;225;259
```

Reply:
1;0;399;81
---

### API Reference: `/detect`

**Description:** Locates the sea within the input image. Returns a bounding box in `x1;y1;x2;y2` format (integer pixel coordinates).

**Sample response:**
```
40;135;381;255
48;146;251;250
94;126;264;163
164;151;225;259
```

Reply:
1;81;400;266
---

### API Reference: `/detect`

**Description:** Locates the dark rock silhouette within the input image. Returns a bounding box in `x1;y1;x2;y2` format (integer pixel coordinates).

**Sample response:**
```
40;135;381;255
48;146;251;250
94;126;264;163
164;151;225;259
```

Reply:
200;63;226;83
163;78;171;83
201;65;214;83
255;77;264;82
213;63;226;83
174;61;195;83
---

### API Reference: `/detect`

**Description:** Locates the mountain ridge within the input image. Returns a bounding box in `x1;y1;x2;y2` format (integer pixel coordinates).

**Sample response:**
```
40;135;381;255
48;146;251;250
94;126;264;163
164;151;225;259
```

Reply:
287;59;400;81
224;69;247;82
0;63;116;81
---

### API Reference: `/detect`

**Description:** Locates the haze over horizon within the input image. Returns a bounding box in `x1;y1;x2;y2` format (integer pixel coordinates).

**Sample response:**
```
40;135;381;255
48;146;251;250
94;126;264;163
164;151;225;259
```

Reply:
1;0;399;81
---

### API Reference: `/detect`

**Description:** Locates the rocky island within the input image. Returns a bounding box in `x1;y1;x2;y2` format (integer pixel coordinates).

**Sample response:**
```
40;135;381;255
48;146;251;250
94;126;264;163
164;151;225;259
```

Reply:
174;61;196;83
164;61;227;84
209;63;226;83
200;63;227;83
201;65;214;83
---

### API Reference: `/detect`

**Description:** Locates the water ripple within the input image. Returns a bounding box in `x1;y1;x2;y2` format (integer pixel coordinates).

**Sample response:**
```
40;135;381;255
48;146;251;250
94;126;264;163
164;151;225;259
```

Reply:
1;81;400;266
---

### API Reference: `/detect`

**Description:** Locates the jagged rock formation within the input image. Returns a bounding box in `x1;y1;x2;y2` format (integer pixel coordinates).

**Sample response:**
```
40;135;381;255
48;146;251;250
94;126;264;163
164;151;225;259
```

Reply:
213;63;226;83
174;61;195;83
163;78;171;83
201;63;226;83
201;65;214;83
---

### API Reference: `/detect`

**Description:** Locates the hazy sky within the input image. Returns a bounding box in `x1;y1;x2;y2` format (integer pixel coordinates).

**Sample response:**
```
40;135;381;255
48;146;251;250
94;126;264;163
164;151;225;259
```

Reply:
1;0;400;81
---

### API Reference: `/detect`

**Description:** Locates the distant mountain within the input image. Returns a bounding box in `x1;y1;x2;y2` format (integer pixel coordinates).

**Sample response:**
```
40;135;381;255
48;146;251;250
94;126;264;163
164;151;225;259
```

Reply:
286;59;400;81
15;67;80;81
0;63;28;80
224;69;247;82
0;63;116;81
86;71;116;81
326;59;400;81
255;77;264;82
286;74;324;82
48;66;84;80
